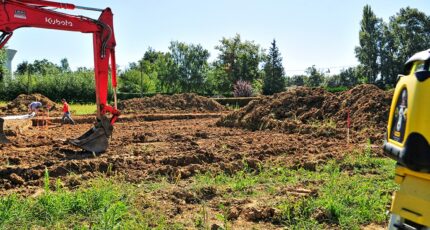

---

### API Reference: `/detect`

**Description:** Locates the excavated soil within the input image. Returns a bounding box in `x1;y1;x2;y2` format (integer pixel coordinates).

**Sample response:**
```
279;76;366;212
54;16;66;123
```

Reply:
0;116;367;228
0;94;59;115
0;85;392;229
217;84;392;143
118;93;225;114
2;117;352;192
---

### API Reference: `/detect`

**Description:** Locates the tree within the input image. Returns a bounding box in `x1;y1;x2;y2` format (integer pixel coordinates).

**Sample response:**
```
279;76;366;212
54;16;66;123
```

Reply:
168;41;210;93
304;65;324;87
355;5;383;84
337;67;360;87
382;7;430;87
213;34;264;93
379;22;397;87
324;75;340;88
262;39;285;95
16;61;31;75
118;48;167;94
15;59;61;76
288;75;306;86
60;58;71;73
0;48;7;80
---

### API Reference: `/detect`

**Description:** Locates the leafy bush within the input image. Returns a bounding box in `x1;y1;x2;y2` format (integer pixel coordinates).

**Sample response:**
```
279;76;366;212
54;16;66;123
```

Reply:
0;71;116;103
233;80;253;97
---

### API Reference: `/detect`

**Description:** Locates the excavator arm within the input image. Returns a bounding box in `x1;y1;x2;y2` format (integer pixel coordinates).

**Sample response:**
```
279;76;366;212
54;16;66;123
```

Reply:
0;0;120;153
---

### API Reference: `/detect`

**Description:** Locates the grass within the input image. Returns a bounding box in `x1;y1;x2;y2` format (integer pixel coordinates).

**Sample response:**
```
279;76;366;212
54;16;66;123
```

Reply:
308;119;337;129
225;103;241;111
191;149;397;229
0;173;183;230
70;103;97;115
0;148;397;229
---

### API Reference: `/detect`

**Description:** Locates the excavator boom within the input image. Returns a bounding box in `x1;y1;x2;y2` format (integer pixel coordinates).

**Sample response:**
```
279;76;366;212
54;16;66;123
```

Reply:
0;0;120;153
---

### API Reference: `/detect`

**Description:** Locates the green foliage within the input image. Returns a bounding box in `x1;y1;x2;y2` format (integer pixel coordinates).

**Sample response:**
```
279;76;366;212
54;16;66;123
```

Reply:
213;34;264;93
356;6;430;88
304;65;325;87
383;7;430;86
287;75;306;86
355;5;383;84
167;41;210;93
263;39;286;95
60;58;71;73
0;48;8;79
0;66;118;103
16;59;62;76
119;68;157;94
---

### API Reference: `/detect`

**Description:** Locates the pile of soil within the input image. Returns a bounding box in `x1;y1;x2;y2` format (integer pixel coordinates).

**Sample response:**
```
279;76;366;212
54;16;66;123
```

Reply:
0;94;58;115
118;93;225;113
334;84;392;131
217;84;392;142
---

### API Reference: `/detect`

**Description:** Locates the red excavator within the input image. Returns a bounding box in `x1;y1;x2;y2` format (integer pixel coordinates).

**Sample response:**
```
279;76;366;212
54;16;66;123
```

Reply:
0;0;120;153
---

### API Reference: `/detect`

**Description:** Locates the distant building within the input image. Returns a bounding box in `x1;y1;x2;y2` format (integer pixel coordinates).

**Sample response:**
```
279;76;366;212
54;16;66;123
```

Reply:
6;49;17;78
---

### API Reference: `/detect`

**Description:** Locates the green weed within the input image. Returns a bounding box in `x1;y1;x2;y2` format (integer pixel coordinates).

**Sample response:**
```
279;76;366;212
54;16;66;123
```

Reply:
0;176;178;230
194;150;396;229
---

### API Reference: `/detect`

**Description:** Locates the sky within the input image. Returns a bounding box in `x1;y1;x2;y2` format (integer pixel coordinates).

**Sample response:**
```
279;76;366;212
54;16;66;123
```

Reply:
5;0;430;75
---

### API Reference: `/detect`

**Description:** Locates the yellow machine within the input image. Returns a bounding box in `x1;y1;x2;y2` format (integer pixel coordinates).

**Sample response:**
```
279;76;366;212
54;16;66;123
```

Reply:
384;49;430;230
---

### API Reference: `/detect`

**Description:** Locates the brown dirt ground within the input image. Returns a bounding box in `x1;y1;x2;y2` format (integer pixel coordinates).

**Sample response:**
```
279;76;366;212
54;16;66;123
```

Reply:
0;86;391;229
0;115;381;228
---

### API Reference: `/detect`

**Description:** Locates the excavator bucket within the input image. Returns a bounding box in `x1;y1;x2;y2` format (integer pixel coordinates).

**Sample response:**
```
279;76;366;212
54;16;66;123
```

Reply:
0;118;10;144
69;116;113;153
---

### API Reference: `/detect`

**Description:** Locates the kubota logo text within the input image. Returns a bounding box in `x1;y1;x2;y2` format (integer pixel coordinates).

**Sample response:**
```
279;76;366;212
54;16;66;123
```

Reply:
45;17;73;27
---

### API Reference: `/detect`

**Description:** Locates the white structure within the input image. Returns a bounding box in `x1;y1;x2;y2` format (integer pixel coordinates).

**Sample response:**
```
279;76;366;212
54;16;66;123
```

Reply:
6;49;17;78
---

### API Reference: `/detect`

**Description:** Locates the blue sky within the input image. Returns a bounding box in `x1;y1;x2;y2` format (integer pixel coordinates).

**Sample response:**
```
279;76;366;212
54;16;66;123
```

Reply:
6;0;430;75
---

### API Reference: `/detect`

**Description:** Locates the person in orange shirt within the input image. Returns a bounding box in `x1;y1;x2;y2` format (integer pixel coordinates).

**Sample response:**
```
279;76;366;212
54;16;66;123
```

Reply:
61;99;75;125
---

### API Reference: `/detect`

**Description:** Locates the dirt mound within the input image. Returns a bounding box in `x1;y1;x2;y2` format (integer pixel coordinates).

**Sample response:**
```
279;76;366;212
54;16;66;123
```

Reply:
0;94;58;115
217;84;392;142
334;84;392;131
118;93;225;113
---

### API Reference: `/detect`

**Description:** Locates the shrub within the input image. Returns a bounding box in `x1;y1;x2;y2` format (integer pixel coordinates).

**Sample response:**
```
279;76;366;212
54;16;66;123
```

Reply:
233;80;253;97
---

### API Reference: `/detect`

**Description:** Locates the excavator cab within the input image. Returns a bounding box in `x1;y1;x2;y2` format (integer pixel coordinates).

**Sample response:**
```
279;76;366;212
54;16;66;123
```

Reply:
384;49;430;229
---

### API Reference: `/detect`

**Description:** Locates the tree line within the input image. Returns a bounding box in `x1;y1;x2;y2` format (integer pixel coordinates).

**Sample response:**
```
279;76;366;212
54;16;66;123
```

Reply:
0;5;428;102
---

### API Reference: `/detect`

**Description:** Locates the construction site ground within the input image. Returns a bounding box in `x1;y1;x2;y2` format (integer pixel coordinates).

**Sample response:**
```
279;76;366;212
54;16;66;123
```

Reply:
0;114;394;229
0;88;396;229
